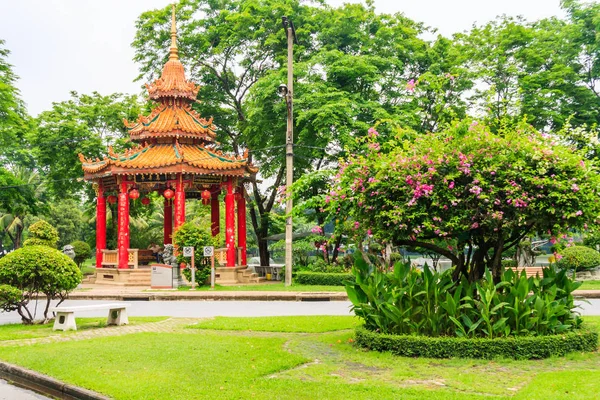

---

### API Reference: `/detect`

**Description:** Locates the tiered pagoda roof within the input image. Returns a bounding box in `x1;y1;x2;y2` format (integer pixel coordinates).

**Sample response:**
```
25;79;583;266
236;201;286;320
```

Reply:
80;5;256;182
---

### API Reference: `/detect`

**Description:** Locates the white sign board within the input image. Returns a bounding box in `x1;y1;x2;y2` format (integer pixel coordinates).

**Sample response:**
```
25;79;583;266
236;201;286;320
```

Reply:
204;246;214;257
183;247;194;257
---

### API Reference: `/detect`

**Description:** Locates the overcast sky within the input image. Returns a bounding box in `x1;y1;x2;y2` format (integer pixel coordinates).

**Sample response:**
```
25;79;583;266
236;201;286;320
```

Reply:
0;0;566;116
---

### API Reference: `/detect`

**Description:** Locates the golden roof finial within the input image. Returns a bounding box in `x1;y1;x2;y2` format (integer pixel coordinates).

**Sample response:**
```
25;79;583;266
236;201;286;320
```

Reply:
169;3;179;61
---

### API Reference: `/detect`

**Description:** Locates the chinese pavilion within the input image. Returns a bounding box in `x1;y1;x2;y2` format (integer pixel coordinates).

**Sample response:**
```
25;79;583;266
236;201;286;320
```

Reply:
80;6;257;285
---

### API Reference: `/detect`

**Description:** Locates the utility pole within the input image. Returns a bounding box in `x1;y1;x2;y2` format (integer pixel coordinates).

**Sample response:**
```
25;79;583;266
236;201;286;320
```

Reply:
281;17;298;287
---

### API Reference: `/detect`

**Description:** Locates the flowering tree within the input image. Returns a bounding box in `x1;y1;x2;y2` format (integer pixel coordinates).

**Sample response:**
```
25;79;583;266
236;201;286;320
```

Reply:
330;120;600;282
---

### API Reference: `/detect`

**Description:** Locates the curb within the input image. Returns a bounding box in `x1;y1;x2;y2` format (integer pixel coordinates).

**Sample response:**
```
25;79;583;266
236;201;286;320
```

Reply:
0;361;110;400
65;291;350;302
56;289;600;302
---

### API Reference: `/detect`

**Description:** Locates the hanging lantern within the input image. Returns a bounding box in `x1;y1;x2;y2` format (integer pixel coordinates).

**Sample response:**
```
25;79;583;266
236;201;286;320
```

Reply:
107;195;117;204
129;188;140;200
201;189;211;205
141;197;151;206
163;188;175;199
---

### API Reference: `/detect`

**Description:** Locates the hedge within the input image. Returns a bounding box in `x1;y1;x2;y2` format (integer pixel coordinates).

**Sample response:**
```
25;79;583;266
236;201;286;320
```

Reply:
354;327;598;360
294;271;354;286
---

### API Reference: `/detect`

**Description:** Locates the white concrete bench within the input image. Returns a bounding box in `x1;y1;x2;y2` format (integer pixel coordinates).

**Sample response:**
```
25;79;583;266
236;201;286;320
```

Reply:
49;303;131;331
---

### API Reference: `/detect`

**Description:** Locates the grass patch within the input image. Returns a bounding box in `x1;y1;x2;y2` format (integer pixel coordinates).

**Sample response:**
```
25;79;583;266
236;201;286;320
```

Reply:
579;280;600;290
147;283;347;292
191;316;360;332
0;317;167;341
0;316;597;399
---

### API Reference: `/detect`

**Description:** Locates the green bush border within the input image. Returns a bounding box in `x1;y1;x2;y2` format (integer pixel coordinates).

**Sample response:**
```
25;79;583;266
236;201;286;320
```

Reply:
354;327;598;359
294;271;354;286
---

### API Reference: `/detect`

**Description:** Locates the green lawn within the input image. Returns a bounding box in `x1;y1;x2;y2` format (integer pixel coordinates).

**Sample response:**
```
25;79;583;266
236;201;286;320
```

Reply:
0;317;167;341
191;315;361;332
579;280;600;290
148;283;347;292
0;316;597;399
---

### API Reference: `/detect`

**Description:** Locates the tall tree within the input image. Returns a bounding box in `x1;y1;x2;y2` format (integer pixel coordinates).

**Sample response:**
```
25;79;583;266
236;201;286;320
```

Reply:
30;92;141;197
133;0;461;264
0;39;32;167
457;14;600;131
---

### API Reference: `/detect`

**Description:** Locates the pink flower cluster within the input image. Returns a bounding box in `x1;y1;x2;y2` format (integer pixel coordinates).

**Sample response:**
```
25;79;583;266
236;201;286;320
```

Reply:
311;226;323;234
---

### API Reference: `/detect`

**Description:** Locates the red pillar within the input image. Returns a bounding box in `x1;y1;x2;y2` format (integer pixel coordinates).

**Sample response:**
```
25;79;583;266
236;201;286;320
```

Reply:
236;187;247;266
117;181;130;269
211;185;220;237
174;174;186;229
225;179;236;267
164;198;173;244
95;182;106;269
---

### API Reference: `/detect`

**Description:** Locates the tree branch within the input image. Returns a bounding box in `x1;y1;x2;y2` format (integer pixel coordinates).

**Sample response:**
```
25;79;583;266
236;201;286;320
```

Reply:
394;239;459;265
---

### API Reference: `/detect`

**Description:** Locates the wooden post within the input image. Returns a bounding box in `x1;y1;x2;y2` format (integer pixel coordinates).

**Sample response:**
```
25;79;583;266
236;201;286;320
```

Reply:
95;182;106;269
117;181;130;269
236;187;247;266
211;185;220;236
164;198;173;244
174;173;186;229
224;179;235;267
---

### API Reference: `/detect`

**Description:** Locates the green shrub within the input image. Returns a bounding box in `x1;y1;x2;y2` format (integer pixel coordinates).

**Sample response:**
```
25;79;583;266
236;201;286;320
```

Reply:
71;241;92;268
556;245;600;271
354;327;598;359
0;284;23;313
23;220;59;248
0;246;81;323
298;258;349;273
501;259;517;269
173;223;217;286
346;252;582;338
295;271;354;286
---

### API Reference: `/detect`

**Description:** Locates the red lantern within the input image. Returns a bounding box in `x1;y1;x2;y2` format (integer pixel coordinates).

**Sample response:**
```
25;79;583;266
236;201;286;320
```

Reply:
129;188;140;200
201;189;211;205
141;197;151;206
107;195;117;204
163;188;175;199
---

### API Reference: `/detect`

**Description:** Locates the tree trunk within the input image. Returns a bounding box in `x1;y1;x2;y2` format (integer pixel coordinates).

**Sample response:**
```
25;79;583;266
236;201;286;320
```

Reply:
331;234;343;263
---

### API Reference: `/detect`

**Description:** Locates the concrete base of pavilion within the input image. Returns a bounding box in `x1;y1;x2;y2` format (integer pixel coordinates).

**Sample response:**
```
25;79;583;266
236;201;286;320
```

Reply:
92;265;263;287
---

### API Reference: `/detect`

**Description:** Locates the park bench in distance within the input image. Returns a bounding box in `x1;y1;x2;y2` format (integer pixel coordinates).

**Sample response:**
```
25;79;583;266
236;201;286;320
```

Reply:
49;303;131;331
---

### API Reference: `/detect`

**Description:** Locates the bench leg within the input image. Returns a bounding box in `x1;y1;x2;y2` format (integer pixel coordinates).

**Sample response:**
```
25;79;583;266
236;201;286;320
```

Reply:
53;312;77;331
107;308;129;326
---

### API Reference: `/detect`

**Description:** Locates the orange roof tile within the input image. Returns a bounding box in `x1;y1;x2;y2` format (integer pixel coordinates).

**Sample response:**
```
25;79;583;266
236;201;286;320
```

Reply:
125;103;216;140
146;59;199;101
79;144;256;177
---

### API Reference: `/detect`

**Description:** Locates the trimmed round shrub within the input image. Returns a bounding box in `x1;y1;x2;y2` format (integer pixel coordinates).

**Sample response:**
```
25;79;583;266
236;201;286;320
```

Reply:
354;327;598;360
71;240;92;268
556;245;600;271
23;220;59;248
0;245;81;323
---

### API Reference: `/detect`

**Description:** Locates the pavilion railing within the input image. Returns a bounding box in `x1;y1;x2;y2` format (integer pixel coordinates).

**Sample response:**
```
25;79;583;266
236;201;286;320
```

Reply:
100;249;139;269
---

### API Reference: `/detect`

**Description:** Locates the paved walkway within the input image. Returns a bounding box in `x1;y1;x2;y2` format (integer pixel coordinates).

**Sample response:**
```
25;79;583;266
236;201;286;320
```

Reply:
0;318;198;348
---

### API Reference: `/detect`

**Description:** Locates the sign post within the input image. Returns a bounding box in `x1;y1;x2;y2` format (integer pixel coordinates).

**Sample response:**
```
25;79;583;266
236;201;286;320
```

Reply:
204;246;215;289
183;246;195;290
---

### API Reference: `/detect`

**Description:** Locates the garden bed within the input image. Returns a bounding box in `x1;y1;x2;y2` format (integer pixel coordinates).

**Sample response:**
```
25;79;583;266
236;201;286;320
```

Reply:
355;327;598;360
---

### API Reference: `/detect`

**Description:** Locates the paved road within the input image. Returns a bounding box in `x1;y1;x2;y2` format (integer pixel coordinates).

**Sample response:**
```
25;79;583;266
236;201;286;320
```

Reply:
0;300;355;324
0;379;50;400
1;299;600;325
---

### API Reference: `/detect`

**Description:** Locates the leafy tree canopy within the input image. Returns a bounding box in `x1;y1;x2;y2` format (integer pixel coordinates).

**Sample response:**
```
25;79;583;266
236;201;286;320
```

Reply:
30;91;141;198
331;120;600;282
